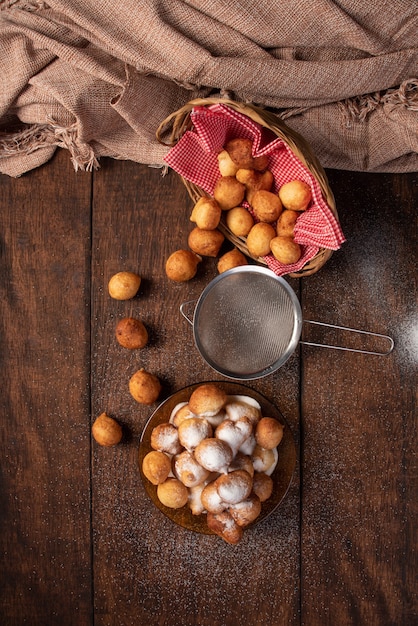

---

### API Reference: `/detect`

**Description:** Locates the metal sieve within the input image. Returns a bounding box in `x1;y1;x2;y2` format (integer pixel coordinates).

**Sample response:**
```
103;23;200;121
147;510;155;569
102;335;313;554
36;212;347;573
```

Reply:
180;266;394;380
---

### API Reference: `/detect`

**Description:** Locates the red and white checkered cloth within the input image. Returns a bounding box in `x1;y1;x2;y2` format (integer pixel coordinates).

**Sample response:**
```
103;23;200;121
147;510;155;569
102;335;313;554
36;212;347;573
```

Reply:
164;103;346;276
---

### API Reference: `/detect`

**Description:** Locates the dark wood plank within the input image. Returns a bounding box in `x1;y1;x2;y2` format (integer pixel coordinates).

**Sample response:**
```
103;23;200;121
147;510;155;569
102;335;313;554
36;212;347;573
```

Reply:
0;150;93;624
90;158;301;626
300;171;417;625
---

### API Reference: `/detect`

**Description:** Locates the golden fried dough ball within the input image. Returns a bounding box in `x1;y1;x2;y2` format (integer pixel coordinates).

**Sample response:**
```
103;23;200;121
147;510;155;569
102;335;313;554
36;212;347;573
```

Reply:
276;210;299;238
108;271;141;300
252;472;274;502
246;222;276;257
217;248;248;273
278;179;312;211
236;169;274;204
115;317;148;350
165;249;201;282
173;450;211;488
255;417;284;449
213;176;246;210
251;190;283;223
270;236;302;264
188;227;225;257
142;450;172;485
252;154;270;171
229;493;262;527
228;451;255;477
190;197;222;230
151;422;183;455
252;444;277;474
129;368;162;405
201;481;227;514
225;137;254;169
194;438;233;474
207;511;244;544
178;417;213;451
92;412;123;447
170;403;195;427
215;469;253;504
157;478;189;509
188;383;227;416
217;149;240;177
225;206;254;237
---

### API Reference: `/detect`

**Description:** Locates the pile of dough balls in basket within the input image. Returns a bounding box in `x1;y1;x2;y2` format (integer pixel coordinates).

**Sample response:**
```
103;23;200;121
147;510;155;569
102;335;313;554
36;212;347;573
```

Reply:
141;383;284;544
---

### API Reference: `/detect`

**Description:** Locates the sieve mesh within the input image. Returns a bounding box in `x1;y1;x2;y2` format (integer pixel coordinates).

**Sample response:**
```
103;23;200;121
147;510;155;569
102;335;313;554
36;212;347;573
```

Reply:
193;268;302;379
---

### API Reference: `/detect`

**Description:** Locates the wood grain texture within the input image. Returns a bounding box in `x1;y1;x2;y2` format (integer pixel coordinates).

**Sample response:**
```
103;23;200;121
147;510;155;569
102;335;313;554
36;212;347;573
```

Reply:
0;151;416;626
0;151;93;624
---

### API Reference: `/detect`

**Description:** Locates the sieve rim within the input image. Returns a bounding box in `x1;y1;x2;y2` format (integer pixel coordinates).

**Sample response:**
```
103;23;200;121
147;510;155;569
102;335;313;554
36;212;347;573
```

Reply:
192;266;303;379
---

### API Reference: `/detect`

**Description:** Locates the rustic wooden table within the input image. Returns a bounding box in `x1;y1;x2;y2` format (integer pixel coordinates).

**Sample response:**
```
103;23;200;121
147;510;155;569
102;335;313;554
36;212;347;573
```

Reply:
0;149;416;626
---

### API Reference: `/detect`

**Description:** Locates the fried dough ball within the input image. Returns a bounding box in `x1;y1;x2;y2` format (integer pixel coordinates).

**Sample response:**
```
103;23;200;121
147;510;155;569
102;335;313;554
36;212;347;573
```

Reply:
157;478;189;509
108;271;141;300
246;222;276;257
225;206;254;237
215;470;253;505
270;236;302;264
217;248;248;273
225;137;254;169
252;444;278;475
170;403;195;427
151;422;183;455
201;481;228;514
276;209;299;237
255;417;284;449
92;412;123;447
190;197;222;230
129;368;162;405
251;190;283;223
194;438;233;474
236;169;274;204
278;179;312;211
142;450;172;485
207;511;244;544
215;417;253;456
173;450;211;488
115;317;148;350
217;149;240;177
188;227;225;257
229;493;262;527
165;249;201;282
178;417;213;451
188;383;227;416
213;176;246;210
229;451;255;477
225;398;261;426
252;472;274;502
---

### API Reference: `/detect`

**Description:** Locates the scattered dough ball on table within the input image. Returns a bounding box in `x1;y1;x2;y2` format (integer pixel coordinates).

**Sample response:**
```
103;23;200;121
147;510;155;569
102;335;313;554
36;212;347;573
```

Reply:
108;271;141;300
278;179;312;211
142;450;172;485
226;206;254;237
217;248;248;273
129;368;162;405
190;197;222;230
188;227;225;257
246;222;276;257
213;176;245;210
251;189;283;223
165;249;201;282
92;412;123;446
115;317;148;349
270;236;302;264
157;478;189;509
276;210;299;237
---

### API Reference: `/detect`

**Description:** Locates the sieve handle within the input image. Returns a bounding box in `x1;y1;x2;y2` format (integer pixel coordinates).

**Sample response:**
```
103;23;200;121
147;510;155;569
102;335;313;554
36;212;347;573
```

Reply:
300;320;394;356
180;300;196;325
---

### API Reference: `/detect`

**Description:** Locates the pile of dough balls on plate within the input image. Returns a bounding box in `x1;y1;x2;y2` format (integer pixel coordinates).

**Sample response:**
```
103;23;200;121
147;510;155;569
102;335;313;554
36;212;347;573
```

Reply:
165;137;313;282
141;383;284;544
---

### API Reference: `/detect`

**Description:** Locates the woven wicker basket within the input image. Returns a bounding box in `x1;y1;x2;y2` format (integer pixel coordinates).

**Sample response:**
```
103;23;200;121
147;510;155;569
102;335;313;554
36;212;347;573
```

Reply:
156;97;339;277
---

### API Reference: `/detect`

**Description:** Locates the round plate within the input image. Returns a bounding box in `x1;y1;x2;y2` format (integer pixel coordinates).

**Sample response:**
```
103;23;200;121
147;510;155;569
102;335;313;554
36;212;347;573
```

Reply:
138;381;296;534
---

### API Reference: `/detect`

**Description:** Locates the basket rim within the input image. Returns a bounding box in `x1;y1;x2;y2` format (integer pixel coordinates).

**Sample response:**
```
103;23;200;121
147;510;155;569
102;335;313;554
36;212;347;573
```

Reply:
157;97;338;278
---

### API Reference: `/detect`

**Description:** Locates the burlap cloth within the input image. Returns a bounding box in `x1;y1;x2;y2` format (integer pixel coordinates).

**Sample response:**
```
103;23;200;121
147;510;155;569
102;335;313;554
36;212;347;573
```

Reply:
0;0;417;177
